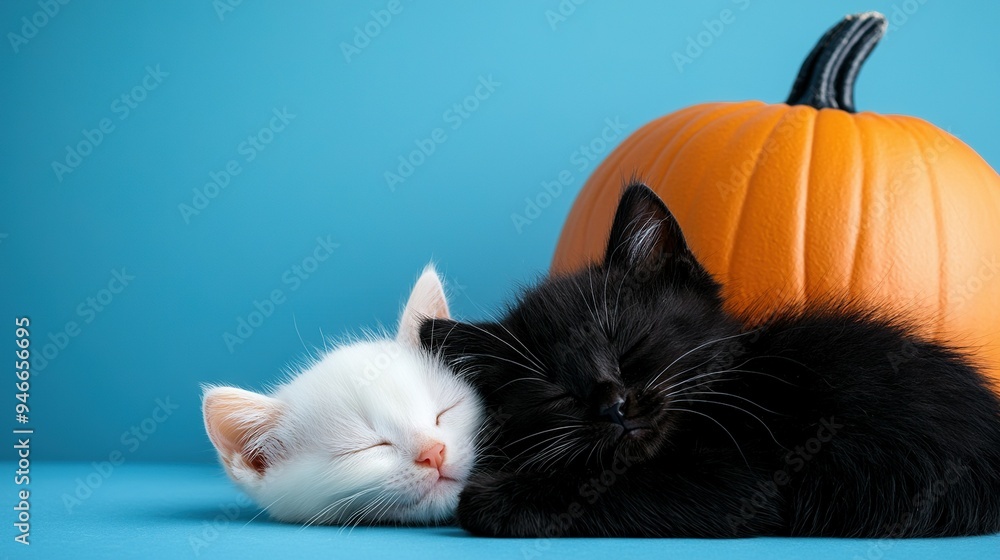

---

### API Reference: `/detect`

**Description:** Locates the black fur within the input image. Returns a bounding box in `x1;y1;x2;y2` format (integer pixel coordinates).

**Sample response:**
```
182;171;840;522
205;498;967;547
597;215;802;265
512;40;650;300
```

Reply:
420;183;1000;538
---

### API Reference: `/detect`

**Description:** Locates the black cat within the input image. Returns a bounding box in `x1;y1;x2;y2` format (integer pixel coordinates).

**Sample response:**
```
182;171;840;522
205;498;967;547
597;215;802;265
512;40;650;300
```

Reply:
421;183;1000;538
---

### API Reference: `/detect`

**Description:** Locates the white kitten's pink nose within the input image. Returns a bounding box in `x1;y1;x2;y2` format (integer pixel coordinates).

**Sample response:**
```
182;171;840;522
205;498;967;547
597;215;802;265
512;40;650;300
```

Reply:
416;442;446;471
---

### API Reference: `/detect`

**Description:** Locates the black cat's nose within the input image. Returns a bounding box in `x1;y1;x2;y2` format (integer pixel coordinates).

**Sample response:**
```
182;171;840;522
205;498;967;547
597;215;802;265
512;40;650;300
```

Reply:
599;398;626;426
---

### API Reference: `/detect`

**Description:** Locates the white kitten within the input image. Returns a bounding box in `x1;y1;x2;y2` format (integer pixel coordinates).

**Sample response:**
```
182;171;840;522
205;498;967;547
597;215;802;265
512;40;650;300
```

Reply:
202;266;483;525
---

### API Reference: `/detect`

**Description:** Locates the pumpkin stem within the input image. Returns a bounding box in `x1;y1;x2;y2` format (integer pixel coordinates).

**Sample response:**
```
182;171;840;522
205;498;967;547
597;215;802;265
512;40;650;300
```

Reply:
786;12;887;112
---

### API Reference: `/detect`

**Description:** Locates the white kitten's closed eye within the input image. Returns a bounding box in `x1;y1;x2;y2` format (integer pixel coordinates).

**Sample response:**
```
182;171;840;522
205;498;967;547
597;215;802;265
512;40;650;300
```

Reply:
202;265;483;525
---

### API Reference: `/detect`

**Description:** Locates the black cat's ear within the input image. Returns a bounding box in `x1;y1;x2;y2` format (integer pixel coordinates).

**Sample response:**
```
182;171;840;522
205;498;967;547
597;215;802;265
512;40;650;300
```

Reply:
604;183;691;271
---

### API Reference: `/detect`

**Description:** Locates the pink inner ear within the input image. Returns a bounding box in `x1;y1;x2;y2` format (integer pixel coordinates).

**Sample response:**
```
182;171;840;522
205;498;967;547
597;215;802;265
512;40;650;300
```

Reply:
202;387;283;475
425;290;449;320
398;266;450;345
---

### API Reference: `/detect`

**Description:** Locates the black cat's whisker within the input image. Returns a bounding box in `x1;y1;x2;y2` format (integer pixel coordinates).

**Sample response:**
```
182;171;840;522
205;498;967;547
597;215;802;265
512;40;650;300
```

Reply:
571;278;604;331
680;390;781;415
644;330;760;390
505;429;583;468
584;435;605;466
504;424;584;451
646;345;730;393
601;270;611;328
502;434;579;469
670;406;751;469
491;376;559;394
524;436;585;473
456;352;546;378
652;349;792;393
493;321;547;372
655;366;740;395
659;375;738;400
587;269;607;332
680;398;783;448
463;321;547;372
610;268;631;334
742;353;820;379
510;438;577;473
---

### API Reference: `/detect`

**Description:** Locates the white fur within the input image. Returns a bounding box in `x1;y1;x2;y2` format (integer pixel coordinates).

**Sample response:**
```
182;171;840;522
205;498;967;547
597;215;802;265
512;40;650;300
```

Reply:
202;265;482;525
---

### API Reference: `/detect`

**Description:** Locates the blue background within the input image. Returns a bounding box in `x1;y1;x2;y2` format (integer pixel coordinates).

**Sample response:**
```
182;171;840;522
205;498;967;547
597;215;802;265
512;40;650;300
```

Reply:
2;1;999;466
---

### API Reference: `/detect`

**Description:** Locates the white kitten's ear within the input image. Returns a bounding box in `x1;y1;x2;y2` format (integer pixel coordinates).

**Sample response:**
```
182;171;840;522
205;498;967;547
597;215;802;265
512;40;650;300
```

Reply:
398;264;450;347
202;386;285;482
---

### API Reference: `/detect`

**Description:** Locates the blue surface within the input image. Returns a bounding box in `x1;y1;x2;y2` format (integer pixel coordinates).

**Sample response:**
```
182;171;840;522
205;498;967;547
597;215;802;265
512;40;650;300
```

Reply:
1;1;999;463
4;462;999;559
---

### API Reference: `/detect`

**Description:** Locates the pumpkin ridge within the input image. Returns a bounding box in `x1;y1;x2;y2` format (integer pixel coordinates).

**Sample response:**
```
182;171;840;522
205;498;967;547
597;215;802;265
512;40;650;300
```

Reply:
798;110;819;302
665;103;771;221
625;104;732;189
687;104;790;275
647;103;763;193
725;106;798;305
847;114;876;304
894;117;952;334
881;115;947;330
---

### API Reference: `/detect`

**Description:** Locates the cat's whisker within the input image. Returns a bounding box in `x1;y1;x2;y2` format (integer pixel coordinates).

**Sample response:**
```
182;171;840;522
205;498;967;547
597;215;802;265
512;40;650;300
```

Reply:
315;487;381;528
292;314;317;363
654;366;737;395
326;498;367;526
369;494;400;527
647;347;729;393
610;269;632;334
303;487;377;530
450;295;547;372
571;279;603;331
669;406;751;469
652;350;786;394
587;269;609;332
680;398;783;448
503;424;584;449
461;322;547;372
680;390;781;415
491;376;559;394
341;492;389;534
492;321;547;372
644;330;760;390
241;492;289;529
505;431;580;471
659;375;737;400
457;352;546;378
522;437;581;473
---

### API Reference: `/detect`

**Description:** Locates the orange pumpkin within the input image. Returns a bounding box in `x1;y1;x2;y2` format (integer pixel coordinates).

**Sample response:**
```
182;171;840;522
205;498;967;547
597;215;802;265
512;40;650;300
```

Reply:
552;12;1000;387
